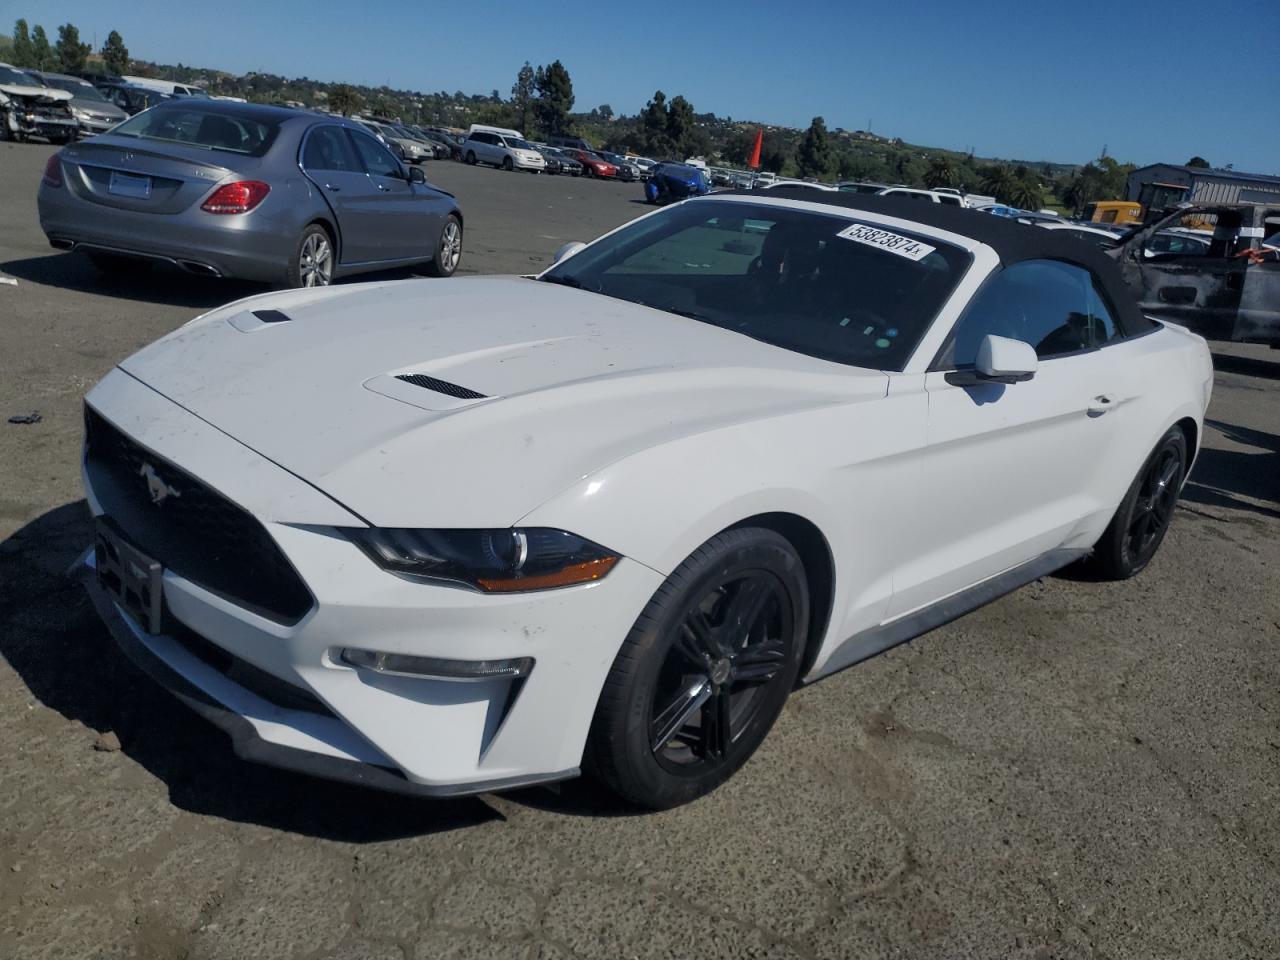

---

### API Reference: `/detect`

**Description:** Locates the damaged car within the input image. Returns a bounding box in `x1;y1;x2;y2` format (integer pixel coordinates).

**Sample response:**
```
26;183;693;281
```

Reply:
1108;202;1280;346
0;63;78;143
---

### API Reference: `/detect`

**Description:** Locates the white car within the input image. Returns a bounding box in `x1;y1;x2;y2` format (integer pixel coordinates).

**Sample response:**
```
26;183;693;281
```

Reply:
461;130;546;172
877;186;965;207
79;193;1212;809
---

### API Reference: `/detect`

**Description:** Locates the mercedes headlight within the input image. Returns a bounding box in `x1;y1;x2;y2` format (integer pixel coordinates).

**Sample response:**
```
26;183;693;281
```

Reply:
345;527;619;592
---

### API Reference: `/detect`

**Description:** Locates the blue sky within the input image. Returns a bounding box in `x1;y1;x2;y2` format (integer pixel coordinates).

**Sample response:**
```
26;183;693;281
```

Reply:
8;0;1279;171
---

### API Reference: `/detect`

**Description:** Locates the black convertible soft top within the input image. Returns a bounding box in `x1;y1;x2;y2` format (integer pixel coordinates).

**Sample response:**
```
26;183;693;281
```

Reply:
724;187;1151;337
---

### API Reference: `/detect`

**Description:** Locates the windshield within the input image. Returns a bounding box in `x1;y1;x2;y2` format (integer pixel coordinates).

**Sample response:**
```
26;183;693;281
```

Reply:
0;66;36;86
110;106;280;156
507;137;535;150
539;199;969;371
40;76;108;100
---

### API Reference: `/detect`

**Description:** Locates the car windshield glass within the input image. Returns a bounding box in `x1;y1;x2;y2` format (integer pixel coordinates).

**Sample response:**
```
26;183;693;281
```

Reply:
507;138;534;150
539;199;969;371
43;76;109;101
110;107;279;156
0;66;35;85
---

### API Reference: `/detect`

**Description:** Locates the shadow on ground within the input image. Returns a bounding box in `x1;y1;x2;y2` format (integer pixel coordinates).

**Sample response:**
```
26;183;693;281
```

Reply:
0;502;500;840
1182;418;1280;519
0;254;421;309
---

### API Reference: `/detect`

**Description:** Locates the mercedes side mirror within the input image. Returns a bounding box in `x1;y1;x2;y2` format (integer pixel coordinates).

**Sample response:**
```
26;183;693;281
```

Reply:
946;335;1038;386
407;166;427;185
554;241;587;264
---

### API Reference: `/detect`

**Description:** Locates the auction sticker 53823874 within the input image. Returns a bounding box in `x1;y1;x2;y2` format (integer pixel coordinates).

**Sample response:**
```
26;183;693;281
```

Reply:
836;223;936;261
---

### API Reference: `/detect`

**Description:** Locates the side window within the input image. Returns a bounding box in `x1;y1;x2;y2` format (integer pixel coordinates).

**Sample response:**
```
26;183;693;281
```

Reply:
349;130;401;178
942;260;1115;367
302;126;359;173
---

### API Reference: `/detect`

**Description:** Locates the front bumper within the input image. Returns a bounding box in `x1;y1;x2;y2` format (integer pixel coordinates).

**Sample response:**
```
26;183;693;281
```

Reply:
511;154;546;171
80;369;665;796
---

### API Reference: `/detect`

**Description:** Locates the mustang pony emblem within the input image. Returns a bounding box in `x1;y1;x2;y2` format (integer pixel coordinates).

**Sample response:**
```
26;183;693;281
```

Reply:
139;463;181;505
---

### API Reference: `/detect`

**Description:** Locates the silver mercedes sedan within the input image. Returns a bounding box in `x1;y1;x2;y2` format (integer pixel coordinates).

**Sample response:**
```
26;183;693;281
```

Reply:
37;99;463;288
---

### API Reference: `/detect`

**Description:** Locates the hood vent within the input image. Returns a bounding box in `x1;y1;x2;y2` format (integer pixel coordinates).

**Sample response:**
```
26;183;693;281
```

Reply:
252;309;292;324
395;373;487;401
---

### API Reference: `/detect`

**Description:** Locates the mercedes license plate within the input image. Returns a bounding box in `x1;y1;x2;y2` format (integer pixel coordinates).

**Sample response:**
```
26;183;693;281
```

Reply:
108;170;152;199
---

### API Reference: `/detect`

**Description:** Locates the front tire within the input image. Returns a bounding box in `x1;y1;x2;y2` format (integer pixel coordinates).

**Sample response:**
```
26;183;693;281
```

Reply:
502;156;514;172
588;528;809;809
465;150;477;165
285;224;334;289
1089;426;1188;579
419;214;462;278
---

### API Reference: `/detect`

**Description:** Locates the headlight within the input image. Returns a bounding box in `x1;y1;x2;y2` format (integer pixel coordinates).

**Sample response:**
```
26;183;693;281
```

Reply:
70;106;88;120
344;527;619;592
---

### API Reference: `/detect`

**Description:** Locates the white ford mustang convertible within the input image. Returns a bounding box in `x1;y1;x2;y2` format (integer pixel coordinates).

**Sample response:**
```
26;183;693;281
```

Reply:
79;191;1213;808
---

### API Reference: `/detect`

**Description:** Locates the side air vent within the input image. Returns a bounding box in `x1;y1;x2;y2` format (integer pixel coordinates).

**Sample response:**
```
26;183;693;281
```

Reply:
252;309;291;323
394;374;487;400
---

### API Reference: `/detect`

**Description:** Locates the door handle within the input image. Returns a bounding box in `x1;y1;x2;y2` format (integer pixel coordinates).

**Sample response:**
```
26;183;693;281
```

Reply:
1087;394;1115;416
324;183;340;192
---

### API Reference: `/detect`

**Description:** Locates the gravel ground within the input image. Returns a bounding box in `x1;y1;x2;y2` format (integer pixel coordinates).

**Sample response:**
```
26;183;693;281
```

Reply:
1;141;1278;960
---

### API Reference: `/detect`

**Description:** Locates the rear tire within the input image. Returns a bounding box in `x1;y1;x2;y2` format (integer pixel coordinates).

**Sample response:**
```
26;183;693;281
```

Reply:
418;214;462;278
284;224;334;289
1088;426;1188;579
587;528;809;809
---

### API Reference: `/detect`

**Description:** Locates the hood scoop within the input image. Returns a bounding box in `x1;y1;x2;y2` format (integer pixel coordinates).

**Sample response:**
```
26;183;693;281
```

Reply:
395;373;487;400
227;308;294;333
364;372;493;413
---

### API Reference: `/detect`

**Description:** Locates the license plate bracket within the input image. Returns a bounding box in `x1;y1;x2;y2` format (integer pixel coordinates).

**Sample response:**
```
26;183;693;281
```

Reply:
95;521;163;634
108;170;152;200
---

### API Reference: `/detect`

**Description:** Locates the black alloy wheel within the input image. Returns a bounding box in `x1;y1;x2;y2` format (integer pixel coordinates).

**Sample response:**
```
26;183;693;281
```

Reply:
589;528;809;809
1089;426;1188;579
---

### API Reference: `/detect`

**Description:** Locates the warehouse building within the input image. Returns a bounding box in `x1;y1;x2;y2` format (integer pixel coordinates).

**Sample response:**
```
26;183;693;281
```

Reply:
1126;163;1280;212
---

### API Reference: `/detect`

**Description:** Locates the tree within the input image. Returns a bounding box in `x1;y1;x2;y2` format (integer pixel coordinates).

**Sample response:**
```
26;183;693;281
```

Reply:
100;30;129;75
534;60;574;136
31;24;55;70
666;94;698;156
327;84;362;117
796;116;833;179
11;19;33;67
55;23;91;74
637;91;673;157
511;61;535;136
1010;178;1044;211
924;155;958;188
1186;156;1210;169
980;164;1019;203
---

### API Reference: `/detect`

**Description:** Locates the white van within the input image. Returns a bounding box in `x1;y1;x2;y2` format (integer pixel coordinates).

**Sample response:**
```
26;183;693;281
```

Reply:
120;75;209;99
461;127;546;172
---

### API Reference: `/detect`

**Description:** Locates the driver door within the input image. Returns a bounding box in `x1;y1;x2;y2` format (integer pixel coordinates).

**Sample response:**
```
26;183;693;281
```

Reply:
348;129;429;262
889;260;1128;618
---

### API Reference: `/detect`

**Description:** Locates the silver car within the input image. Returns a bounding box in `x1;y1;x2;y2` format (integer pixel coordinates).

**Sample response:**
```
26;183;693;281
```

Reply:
24;70;127;137
37;100;463;288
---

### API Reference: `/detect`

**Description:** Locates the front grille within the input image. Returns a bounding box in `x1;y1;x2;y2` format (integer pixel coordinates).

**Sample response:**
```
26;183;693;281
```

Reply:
395;373;487;400
84;406;314;624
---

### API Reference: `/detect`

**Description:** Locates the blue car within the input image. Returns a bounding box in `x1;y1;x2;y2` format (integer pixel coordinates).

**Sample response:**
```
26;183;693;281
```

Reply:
643;162;711;204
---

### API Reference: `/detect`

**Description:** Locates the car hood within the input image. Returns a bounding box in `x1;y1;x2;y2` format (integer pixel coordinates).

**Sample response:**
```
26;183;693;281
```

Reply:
0;83;73;101
119;276;886;527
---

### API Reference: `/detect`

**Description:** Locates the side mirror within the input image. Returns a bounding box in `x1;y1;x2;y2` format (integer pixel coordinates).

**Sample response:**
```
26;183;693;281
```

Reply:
407;166;427;185
553;241;587;264
975;335;1037;382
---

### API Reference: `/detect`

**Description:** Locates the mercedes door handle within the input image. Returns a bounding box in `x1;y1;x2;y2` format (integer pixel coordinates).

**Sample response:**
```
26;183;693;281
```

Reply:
324;183;340;192
1088;394;1115;417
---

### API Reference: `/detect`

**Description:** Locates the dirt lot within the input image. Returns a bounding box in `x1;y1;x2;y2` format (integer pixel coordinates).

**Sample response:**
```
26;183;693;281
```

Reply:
1;140;1278;960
